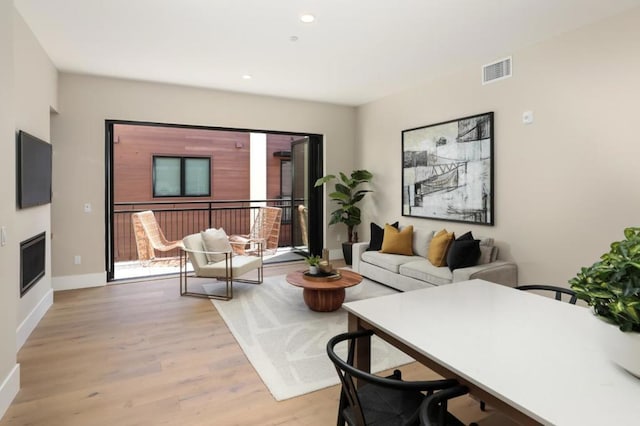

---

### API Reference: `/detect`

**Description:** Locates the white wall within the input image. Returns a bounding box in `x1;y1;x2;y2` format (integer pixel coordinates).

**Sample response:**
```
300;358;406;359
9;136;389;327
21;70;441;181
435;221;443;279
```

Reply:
52;74;357;282
0;1;57;418
13;8;58;341
356;7;640;285
0;0;19;418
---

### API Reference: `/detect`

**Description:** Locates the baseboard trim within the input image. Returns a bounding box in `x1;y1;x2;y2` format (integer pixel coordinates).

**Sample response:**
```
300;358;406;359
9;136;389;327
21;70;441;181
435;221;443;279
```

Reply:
52;272;106;291
0;364;20;420
16;289;53;351
329;248;344;260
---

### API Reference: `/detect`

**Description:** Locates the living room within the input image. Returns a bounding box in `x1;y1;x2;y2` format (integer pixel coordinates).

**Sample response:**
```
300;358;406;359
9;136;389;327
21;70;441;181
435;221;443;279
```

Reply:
1;0;640;424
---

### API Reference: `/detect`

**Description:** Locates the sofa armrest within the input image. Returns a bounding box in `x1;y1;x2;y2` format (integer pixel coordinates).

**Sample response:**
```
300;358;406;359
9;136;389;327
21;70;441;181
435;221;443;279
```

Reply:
351;242;369;273
452;260;518;287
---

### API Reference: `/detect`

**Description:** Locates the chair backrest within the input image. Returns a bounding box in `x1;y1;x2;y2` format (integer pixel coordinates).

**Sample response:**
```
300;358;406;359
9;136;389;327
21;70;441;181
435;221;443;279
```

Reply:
327;330;370;426
516;285;578;304
419;385;471;426
182;233;208;274
249;207;282;253
132;210;183;261
326;330;457;426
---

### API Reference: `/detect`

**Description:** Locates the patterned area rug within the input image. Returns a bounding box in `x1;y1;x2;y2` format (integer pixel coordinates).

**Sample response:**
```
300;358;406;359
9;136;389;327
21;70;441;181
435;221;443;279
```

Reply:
209;273;414;401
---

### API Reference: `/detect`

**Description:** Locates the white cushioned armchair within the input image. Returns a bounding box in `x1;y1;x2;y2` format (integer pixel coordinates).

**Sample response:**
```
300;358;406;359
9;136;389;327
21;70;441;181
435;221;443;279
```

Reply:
181;231;263;300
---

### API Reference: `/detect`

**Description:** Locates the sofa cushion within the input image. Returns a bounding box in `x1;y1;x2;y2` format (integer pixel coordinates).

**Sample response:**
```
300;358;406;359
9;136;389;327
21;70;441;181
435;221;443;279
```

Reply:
478;246;493;264
399;259;453;286
447;238;481;271
361;251;418;274
476;236;498;264
427;229;454;267
381;225;414;255
367;221;398;251
412;228;434;258
200;228;232;263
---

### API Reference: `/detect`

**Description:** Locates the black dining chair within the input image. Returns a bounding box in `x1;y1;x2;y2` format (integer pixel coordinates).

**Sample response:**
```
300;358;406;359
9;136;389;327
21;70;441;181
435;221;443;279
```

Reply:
419;385;478;426
327;330;459;426
516;284;578;304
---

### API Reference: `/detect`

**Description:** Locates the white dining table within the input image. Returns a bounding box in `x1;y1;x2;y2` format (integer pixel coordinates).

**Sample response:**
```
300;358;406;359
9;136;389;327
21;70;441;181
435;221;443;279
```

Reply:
342;279;640;425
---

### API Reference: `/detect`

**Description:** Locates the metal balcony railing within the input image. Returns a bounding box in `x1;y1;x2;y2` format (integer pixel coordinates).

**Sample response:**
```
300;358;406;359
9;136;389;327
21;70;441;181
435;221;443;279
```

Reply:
113;198;301;262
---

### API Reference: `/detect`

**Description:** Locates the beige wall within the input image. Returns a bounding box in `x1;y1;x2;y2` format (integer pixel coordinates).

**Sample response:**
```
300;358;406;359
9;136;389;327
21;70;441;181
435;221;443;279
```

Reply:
0;1;57;416
0;0;19;411
52;74;357;280
13;8;58;328
356;7;640;285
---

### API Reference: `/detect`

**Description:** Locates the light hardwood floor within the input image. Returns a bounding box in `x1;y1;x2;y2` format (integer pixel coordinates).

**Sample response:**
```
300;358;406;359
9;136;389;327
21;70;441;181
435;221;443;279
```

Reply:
1;262;496;426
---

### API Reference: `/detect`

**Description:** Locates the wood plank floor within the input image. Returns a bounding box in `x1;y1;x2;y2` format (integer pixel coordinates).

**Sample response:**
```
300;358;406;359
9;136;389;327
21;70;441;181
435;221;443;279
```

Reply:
1;262;499;426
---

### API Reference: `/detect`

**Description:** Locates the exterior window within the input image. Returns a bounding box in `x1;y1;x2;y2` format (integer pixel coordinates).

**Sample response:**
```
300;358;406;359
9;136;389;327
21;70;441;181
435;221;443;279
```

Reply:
153;156;211;197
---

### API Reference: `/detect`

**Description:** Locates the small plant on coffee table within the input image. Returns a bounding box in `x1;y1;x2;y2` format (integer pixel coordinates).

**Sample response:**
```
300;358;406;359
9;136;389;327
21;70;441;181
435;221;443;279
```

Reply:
305;255;321;274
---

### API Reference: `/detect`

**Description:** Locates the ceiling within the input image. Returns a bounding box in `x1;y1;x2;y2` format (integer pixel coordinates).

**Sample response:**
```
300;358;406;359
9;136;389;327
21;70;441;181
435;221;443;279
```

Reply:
14;0;640;106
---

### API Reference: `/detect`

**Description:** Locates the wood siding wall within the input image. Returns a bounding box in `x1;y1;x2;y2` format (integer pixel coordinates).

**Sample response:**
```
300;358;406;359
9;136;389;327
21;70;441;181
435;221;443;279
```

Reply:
114;124;251;202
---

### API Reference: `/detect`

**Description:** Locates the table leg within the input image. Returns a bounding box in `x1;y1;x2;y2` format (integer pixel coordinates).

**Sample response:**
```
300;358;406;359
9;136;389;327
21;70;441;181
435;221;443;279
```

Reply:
348;313;371;388
303;288;345;312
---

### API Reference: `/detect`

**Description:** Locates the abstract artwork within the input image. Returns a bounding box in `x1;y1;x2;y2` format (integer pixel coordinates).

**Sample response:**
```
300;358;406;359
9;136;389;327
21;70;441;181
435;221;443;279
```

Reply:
402;112;494;225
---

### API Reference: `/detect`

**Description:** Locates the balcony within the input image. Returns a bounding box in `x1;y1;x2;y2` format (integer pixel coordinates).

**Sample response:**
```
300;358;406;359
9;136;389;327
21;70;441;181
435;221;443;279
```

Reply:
113;199;306;280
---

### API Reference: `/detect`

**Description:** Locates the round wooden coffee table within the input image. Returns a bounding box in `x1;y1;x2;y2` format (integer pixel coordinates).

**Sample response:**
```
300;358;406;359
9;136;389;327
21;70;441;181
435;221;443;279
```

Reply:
286;269;363;312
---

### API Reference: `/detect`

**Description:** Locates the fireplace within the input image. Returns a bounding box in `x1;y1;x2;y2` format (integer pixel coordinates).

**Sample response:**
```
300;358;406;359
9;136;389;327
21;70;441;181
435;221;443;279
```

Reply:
20;232;46;297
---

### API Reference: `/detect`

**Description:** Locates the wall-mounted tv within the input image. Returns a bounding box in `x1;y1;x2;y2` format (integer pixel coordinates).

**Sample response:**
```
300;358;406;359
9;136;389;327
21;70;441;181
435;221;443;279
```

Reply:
17;130;52;209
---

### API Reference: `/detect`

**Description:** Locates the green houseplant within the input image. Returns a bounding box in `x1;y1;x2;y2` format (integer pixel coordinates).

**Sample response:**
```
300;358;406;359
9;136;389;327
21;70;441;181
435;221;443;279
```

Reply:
314;169;373;265
314;169;373;244
305;255;321;274
569;227;640;332
569;227;640;377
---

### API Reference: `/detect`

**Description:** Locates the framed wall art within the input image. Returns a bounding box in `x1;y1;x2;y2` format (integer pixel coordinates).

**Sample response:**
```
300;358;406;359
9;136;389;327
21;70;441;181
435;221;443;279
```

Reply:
402;112;494;225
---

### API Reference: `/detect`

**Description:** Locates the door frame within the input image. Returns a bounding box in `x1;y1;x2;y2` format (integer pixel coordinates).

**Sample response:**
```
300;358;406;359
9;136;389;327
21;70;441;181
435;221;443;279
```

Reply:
104;119;323;281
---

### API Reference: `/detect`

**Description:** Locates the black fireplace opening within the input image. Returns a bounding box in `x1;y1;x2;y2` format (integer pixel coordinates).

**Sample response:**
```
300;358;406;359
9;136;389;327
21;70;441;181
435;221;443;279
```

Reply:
20;232;46;297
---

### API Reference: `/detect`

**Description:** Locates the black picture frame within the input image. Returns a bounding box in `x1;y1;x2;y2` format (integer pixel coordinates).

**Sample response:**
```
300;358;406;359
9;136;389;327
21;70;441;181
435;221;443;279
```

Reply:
402;112;494;225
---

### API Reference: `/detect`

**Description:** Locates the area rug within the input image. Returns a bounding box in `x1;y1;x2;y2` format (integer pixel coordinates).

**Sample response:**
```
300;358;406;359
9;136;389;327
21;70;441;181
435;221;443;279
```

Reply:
208;273;414;401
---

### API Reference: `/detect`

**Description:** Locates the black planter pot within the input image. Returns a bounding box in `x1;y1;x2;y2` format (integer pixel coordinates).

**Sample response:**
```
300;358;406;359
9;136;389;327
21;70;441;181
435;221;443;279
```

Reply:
342;242;354;266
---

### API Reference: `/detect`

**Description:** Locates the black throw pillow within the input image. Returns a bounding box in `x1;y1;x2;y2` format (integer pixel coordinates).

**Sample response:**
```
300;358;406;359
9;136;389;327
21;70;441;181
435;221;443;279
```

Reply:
456;231;474;241
367;221;399;251
447;233;480;271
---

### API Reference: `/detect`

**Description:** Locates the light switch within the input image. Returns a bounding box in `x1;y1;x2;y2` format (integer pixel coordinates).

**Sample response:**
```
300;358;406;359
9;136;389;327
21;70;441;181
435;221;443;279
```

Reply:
522;111;534;124
84;203;92;213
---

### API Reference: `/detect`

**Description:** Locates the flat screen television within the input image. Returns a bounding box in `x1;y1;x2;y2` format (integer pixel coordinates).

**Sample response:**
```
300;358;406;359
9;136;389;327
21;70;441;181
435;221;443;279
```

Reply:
17;130;52;209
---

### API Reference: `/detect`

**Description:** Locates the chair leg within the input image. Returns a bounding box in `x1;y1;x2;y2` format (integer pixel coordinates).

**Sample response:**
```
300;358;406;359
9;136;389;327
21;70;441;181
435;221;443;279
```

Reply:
336;389;348;426
480;401;486;411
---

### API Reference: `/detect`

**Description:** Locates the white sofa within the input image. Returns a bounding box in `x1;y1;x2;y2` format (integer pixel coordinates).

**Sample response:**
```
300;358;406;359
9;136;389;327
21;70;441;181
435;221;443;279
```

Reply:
352;227;518;292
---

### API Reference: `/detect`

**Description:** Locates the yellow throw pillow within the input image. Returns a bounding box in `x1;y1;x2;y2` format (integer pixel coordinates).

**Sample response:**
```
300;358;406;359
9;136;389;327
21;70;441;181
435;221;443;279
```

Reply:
427;229;455;267
380;225;414;255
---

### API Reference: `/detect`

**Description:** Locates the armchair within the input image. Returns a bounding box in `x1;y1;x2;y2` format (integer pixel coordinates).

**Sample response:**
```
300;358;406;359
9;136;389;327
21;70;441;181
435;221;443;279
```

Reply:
181;231;263;300
132;210;183;262
229;206;282;256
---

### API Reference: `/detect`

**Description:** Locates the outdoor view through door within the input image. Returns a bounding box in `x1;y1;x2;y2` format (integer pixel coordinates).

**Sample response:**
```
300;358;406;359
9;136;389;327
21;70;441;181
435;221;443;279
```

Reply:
105;122;323;281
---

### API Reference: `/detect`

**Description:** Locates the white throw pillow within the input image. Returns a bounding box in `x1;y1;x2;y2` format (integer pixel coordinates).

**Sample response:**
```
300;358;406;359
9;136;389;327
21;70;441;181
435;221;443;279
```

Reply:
200;228;232;263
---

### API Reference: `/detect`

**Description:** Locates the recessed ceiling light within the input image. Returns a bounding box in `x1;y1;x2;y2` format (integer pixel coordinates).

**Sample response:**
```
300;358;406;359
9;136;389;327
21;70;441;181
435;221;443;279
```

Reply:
242;74;252;80
300;13;315;23
289;35;299;42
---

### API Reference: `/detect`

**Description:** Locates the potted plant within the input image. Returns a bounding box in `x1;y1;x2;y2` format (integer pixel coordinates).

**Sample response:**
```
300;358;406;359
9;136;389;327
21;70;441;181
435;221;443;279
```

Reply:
569;226;640;376
314;169;373;265
305;255;321;275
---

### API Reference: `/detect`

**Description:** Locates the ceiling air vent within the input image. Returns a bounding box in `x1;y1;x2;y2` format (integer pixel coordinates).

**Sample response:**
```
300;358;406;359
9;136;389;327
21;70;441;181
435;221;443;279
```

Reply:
482;56;512;85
